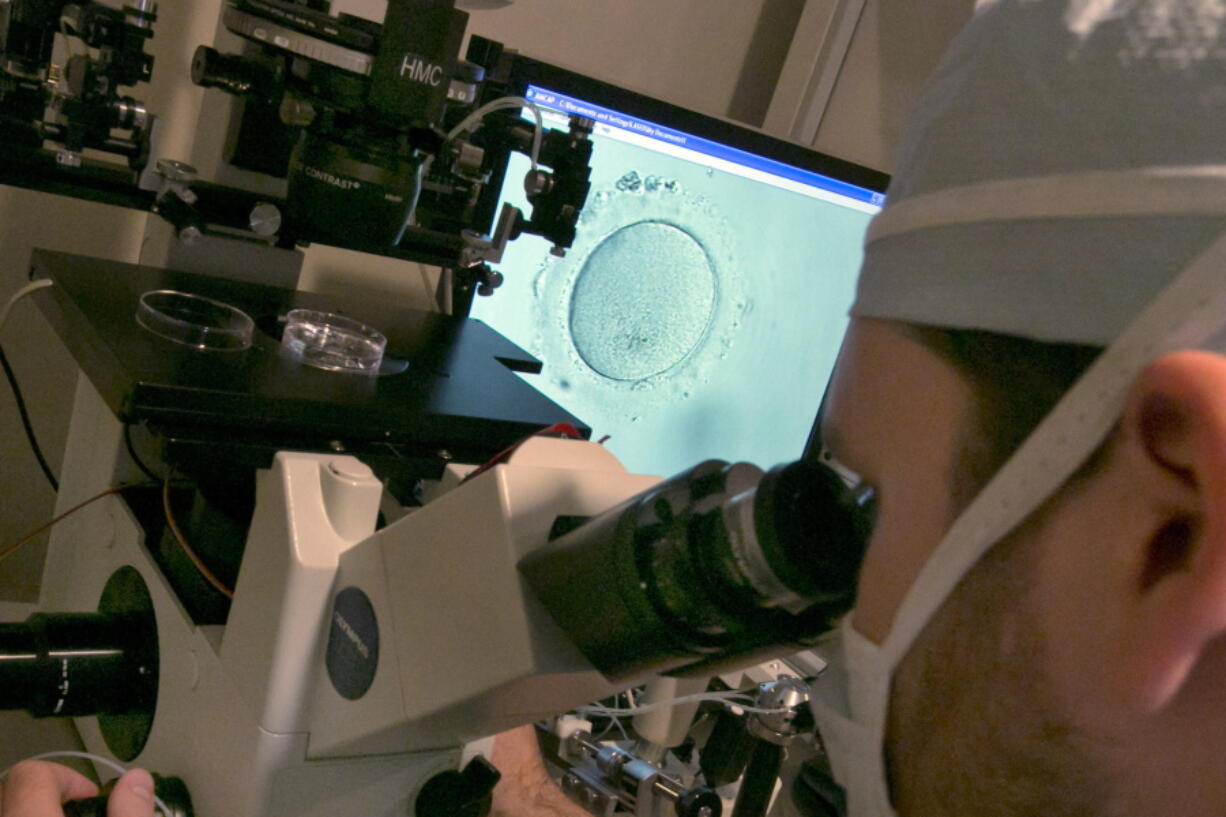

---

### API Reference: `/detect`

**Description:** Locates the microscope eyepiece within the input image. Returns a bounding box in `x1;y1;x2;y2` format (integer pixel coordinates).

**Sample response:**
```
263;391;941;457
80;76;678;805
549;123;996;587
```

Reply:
0;564;158;762
720;459;875;616
520;457;875;682
0;610;155;718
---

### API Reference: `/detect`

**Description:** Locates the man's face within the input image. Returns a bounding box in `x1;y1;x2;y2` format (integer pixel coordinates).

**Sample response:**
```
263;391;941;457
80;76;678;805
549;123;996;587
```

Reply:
820;318;1116;814
820;318;976;644
821;318;1226;816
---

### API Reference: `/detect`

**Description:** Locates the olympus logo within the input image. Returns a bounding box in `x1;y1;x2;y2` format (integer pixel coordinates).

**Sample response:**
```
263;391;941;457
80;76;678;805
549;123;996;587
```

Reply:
333;611;371;659
304;165;360;191
400;54;445;87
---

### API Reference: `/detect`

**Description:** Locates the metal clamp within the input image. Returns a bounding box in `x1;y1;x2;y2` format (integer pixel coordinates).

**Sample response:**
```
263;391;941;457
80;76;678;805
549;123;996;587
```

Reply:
153;159;198;205
458;203;521;268
745;677;813;746
562;731;722;817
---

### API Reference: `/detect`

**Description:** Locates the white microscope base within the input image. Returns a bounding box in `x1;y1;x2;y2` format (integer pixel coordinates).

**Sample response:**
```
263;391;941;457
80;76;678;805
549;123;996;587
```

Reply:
39;374;459;817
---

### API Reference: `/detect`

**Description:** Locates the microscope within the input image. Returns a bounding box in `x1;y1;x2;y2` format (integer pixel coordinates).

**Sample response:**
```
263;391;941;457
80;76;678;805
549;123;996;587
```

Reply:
0;0;156;170
0;0;593;310
0;2;875;815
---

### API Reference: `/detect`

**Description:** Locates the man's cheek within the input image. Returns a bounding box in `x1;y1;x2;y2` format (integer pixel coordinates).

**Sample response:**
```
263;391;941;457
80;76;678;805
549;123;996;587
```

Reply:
1032;472;1156;725
853;488;957;643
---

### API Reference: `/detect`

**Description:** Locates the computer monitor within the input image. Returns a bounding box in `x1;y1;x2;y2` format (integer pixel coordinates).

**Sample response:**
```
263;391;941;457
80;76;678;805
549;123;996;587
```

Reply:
469;56;889;478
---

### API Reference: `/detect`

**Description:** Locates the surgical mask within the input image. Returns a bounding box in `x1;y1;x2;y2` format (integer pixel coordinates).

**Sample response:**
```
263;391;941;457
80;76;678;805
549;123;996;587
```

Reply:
810;166;1226;817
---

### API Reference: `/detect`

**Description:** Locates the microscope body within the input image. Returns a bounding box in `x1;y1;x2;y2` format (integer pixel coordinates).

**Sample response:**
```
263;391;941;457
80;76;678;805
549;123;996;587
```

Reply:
309;438;657;757
38;373;659;817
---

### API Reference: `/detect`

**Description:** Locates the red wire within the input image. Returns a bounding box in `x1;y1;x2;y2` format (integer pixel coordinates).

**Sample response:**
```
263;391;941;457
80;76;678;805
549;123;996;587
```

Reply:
460;422;586;485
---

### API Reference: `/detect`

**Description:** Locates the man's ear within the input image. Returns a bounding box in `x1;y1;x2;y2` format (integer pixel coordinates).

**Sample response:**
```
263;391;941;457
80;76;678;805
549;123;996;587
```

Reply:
1116;350;1226;712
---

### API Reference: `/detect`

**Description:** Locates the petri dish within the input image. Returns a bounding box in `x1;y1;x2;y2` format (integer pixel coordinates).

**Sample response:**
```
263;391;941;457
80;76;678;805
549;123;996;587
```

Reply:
136;290;255;351
280;309;387;374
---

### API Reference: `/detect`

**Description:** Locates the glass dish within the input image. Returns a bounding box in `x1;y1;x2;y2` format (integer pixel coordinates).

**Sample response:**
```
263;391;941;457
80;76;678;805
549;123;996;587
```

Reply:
280;309;387;374
135;290;254;351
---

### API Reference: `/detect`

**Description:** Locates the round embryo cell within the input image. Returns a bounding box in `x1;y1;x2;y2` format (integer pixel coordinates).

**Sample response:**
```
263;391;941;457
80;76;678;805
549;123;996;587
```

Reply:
569;221;716;381
522;167;744;424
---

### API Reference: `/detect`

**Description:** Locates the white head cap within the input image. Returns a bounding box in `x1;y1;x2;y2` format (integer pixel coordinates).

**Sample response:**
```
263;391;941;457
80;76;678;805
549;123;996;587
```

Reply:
853;0;1226;345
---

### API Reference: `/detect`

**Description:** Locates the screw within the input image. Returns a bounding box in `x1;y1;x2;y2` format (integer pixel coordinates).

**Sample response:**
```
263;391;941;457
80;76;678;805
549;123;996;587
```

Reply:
437;449;452;461
523;169;554;197
569;116;595;139
279;95;317;127
249;202;282;237
329;440;346;452
477;269;504;297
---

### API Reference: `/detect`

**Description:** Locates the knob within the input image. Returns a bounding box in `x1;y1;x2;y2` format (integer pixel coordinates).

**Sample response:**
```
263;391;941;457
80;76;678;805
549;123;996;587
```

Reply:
676;787;722;817
249;202;282;237
191;46;277;99
415;757;501;817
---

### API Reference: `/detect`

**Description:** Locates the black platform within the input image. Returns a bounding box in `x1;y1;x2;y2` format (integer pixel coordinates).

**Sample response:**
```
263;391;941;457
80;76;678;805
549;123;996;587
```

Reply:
31;249;587;477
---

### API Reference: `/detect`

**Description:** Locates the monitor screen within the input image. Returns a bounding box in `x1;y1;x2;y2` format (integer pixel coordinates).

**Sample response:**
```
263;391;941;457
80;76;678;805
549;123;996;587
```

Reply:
470;57;888;478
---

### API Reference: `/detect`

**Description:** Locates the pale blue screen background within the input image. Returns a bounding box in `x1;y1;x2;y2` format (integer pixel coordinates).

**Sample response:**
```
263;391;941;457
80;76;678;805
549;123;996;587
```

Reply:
470;88;881;478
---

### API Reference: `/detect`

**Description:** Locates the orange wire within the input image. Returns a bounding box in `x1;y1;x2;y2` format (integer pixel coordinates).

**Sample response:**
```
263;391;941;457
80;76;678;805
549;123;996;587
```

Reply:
1;479;236;601
0;487;126;564
162;475;234;599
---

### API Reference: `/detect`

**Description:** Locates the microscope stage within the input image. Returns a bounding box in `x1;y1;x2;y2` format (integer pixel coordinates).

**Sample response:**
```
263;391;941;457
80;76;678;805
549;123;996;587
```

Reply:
31;249;588;474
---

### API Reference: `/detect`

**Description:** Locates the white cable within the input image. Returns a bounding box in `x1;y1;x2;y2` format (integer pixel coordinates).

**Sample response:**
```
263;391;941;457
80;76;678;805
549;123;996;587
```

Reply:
396;97;545;244
578;690;789;717
0;279;53;337
595;711;631;743
1;751;170;816
447;96;545;170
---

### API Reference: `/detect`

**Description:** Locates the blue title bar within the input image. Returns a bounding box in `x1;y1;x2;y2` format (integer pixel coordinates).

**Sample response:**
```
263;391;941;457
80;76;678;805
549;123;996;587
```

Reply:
525;85;886;207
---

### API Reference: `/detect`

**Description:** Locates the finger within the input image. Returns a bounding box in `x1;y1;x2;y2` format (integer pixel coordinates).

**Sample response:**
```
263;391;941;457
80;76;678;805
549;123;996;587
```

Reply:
105;770;154;817
2;761;99;817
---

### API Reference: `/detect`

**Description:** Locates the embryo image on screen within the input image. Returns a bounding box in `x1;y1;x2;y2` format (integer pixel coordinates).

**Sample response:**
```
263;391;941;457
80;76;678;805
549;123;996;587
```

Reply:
469;90;880;478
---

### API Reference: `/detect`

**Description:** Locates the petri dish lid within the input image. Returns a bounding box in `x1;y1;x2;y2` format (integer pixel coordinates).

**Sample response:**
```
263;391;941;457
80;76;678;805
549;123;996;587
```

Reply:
136;290;255;351
280;308;387;374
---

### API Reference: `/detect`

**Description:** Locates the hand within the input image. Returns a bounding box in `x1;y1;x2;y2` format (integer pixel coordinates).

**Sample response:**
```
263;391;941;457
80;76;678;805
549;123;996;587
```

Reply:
488;725;589;817
0;762;155;817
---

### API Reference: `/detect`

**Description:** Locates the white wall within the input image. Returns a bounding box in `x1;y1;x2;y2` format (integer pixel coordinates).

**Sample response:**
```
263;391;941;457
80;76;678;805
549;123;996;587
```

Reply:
812;0;975;172
335;0;780;119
